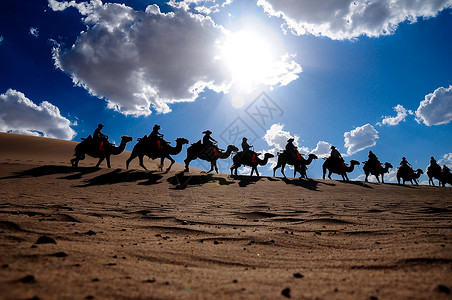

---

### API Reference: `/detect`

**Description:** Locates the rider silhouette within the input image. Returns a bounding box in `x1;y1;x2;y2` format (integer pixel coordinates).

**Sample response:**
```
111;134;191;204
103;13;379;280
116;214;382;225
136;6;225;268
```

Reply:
202;130;219;157
242;137;256;163
368;150;380;168
430;156;439;168
285;138;301;160
93;124;108;151
150;124;164;150
400;157;412;170
330;146;345;168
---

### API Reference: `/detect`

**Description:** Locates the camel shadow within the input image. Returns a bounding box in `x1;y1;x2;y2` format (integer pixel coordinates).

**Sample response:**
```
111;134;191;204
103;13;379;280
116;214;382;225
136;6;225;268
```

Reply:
341;180;373;189
229;175;263;187
76;169;163;187
168;172;235;189
0;165;99;180
281;177;320;191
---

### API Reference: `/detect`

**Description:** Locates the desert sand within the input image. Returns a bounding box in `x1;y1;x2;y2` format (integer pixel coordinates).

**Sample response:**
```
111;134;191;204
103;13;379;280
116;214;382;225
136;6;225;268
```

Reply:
0;132;451;299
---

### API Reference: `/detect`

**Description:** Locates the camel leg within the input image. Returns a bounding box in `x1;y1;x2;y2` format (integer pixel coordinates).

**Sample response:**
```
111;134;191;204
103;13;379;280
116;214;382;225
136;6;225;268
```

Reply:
381;175;384;184
206;162;214;173
126;153;137;169
166;156;175;172
273;165;279;177
376;175;380;183
70;158;78;167
184;158;191;172
96;157;105;168
137;155;147;170
106;156;111;168
364;173;368;182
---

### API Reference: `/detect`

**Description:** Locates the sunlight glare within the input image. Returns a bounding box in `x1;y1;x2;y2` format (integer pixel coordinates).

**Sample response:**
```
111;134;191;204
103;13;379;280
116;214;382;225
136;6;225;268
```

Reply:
220;30;277;91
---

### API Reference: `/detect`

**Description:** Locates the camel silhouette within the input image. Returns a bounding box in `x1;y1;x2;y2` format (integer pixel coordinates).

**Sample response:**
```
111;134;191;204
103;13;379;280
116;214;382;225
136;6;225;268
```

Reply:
125;137;188;172
184;141;238;173
397;167;423;185
322;158;360;181
441;168;452;186
230;152;275;177
427;165;451;187
426;164;442;186
273;152;318;178
363;161;393;183
71;136;133;168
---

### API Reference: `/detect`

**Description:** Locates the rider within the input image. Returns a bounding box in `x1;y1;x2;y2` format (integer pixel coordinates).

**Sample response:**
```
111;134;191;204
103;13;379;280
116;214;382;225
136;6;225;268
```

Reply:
202;130;219;157
330;146;345;168
430;156;439;168
242;137;256;163
400;157;412;170
368;150;380;168
149;124;164;150
286;138;301;160
93;124;108;151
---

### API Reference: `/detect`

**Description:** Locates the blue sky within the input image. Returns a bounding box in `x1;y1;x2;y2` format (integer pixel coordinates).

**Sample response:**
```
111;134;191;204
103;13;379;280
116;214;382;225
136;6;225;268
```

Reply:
1;0;451;182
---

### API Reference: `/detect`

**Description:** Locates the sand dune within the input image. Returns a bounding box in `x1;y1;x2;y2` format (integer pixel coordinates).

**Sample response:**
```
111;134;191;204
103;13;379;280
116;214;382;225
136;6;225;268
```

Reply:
0;133;451;299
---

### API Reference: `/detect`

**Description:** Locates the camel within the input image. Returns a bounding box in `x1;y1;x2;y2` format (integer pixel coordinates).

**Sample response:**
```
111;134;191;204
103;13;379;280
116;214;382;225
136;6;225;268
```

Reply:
230;152;275;176
322;158;360;181
184;141;238;173
441;168;452;186
363;161;393;183
428;165;452;187
273;152;318;178
71;135;133;168
397;167;423;185
125;137;189;172
426;164;442;186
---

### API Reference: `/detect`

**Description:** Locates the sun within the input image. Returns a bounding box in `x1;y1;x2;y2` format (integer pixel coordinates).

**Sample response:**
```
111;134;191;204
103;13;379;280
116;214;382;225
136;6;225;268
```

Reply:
219;30;277;91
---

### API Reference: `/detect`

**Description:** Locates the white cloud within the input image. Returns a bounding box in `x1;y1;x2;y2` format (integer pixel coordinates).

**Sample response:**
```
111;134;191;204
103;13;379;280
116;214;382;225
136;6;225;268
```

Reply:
310;141;332;158
29;27;39;38
344;124;379;155
415;85;452;126
378;104;413;126
257;0;452;40
263;123;309;169
0;89;76;140
238;166;252;175
168;0;233;15
438;153;452;168
50;0;301;116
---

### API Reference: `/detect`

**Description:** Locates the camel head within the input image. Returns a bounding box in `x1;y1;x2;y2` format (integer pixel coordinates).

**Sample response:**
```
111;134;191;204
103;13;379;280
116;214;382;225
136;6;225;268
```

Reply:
121;136;133;143
350;160;360;166
176;137;189;145
264;153;275;159
416;169;424;175
384;162;393;169
308;153;318;160
227;145;239;152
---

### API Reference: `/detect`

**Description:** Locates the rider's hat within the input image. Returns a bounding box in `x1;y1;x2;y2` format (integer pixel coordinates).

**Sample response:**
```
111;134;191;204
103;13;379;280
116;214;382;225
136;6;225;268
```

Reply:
203;130;212;134
243;137;247;141
287;138;294;142
98;124;104;128
153;124;160;130
330;146;335;149
402;157;406;160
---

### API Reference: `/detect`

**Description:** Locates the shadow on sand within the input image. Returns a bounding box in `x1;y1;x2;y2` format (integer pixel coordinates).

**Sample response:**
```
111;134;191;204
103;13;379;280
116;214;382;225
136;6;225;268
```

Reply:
168;172;235;189
0;165;99;180
76;169;163;187
281;177;321;191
